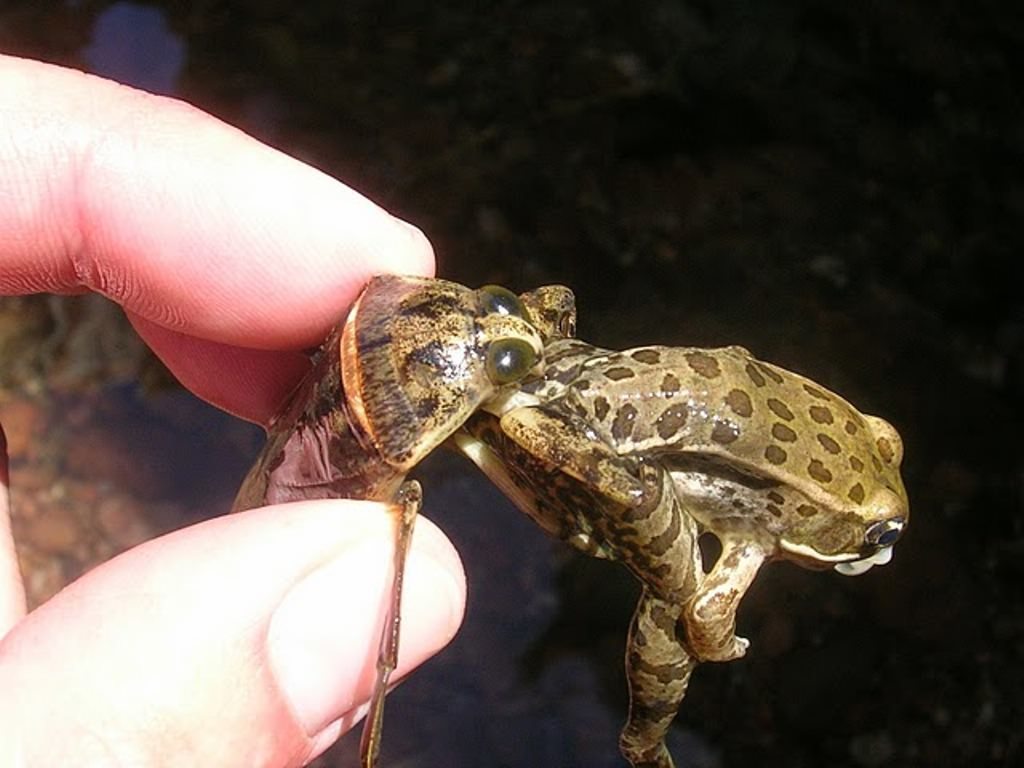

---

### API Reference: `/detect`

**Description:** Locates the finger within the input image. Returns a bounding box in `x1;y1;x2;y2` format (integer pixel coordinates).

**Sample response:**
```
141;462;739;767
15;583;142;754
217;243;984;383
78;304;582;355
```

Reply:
0;53;434;347
126;313;313;423
0;501;465;767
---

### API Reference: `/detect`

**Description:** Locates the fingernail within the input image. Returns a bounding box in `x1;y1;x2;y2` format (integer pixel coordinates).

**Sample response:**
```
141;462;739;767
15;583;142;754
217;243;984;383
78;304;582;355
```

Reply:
392;217;435;273
267;538;463;736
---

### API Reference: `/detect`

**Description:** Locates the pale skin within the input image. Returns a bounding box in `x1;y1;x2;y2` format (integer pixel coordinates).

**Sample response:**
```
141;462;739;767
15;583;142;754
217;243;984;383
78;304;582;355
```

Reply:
0;55;466;767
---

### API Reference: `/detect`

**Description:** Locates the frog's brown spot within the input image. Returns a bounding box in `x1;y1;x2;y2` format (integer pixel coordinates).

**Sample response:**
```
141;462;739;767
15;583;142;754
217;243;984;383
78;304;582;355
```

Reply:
549;343;587;363
631;348;662;365
766;503;783;517
686;351;721;379
593;396;611;422
711;421;739;444
767;398;794;420
569;378;591;392
552;366;580;385
745;362;766;387
656;403;688;439
797;503;818;517
758;363;785;384
725;389;753;418
771;423;797;442
570;400;590;420
660;372;681;396
767;490;785;504
809;405;834;424
808;459;833;483
611;403;638;441
871;455;884;473
849;455;864;472
803;384;831;401
647;507;682;556
845;419;859;435
765;445;787;465
649;601;679;635
817;434;841;454
877;437;895;463
848;483;866;503
604;366;636;381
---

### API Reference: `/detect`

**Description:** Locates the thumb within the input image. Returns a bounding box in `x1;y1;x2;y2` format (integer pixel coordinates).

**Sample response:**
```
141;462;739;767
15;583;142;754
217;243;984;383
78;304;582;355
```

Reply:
0;500;465;767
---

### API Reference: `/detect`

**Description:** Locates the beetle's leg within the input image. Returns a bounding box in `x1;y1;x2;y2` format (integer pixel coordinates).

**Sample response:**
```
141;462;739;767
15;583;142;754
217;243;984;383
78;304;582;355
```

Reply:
683;538;767;662
619;587;697;768
459;410;702;596
496;406;704;588
359;479;421;768
456;407;650;560
497;404;649;506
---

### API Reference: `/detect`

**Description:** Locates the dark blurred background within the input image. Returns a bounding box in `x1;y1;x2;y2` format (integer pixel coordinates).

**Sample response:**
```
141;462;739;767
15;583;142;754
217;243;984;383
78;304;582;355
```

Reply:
1;2;1021;766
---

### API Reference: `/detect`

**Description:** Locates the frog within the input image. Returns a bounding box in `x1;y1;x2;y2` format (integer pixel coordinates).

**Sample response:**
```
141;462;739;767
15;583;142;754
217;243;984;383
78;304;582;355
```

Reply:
232;274;575;767
455;337;909;768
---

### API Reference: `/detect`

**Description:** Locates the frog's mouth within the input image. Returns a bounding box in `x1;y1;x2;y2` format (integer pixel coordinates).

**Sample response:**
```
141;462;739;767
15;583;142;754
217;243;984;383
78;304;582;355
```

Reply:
779;540;895;575
833;546;894;576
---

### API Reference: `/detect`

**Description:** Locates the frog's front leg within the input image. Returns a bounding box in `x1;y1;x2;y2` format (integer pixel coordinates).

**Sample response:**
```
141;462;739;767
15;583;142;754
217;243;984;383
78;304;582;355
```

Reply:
494;404;702;597
682;537;768;662
497;402;650;508
620;588;698;768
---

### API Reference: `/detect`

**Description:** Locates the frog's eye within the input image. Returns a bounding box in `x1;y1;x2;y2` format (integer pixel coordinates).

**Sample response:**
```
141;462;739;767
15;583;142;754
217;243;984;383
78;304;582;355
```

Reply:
486;338;539;385
865;518;904;548
558;311;576;339
480;285;526;318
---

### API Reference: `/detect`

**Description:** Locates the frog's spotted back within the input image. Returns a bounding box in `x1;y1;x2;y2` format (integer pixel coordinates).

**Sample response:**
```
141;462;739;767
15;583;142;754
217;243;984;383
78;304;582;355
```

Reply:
560;344;907;526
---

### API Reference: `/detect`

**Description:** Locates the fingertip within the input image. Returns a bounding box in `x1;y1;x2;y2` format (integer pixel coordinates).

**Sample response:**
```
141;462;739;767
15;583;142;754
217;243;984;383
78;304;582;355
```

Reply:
390;217;436;278
267;510;465;737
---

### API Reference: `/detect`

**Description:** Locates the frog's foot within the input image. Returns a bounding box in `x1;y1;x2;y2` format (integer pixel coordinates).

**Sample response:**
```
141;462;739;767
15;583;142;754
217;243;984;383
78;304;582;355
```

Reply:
682;538;766;662
683;595;752;662
688;630;750;663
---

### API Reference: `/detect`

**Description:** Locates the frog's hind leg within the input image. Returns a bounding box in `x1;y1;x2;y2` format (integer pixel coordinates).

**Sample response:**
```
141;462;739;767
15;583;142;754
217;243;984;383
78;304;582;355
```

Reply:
620;588;697;768
359;479;421;768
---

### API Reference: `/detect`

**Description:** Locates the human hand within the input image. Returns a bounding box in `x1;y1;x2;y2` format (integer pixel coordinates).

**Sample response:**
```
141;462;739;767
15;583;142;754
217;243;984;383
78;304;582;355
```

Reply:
0;55;466;766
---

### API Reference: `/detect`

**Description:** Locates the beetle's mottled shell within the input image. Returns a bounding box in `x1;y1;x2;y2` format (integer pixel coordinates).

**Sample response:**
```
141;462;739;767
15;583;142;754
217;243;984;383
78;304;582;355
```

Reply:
344;276;495;468
233;275;549;509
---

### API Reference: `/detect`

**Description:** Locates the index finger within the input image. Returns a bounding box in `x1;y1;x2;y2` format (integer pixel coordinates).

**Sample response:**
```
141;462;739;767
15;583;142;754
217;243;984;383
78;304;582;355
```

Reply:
0;55;434;419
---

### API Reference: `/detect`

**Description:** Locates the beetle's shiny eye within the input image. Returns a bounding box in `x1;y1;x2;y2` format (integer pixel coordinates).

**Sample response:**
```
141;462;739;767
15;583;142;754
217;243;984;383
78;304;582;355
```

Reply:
559;312;576;339
485;338;539;384
480;285;526;318
865;518;904;548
